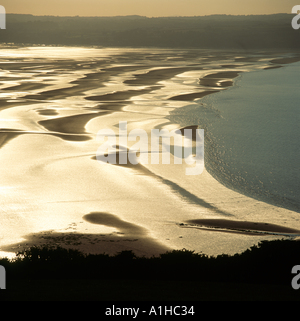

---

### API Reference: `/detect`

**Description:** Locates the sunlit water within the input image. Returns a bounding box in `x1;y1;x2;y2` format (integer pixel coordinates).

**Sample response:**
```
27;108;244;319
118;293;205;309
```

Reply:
171;62;300;213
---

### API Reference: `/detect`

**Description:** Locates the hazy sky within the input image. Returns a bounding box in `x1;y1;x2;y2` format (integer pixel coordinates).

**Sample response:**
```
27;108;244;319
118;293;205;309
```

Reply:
1;0;297;17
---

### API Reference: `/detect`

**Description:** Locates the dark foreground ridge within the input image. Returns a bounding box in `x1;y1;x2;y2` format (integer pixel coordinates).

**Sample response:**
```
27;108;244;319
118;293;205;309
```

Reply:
1;239;298;283
1;239;300;300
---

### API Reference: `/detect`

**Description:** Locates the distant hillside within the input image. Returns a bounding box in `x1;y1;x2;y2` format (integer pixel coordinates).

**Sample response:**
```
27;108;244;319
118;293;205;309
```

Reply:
0;14;299;50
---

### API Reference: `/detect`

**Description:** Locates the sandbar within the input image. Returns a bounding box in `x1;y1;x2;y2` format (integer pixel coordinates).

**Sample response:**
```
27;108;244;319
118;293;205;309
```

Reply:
85;85;161;102
199;71;241;87
168;90;219;101
0;129;92;147
270;57;300;64
91;145;153;176
185;219;300;236
39;112;108;135
124;67;202;86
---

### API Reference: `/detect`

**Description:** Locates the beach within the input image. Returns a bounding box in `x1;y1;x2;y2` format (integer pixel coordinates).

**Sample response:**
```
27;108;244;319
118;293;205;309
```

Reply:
0;46;299;258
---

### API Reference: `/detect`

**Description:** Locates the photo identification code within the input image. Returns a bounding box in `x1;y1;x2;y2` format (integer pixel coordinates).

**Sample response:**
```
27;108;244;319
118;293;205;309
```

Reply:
105;305;195;318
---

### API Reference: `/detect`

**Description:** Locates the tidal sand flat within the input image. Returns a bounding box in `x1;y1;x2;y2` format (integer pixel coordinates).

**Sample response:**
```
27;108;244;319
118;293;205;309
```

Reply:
0;46;299;258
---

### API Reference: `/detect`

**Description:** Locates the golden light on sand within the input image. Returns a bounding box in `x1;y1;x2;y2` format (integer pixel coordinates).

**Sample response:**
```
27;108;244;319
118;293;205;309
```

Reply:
0;46;299;260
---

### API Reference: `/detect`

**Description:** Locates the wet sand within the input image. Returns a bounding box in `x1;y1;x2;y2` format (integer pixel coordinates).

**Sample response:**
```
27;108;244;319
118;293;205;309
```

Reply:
39;112;108;135
0;47;299;258
168;90;219;101
1;212;169;257
168;71;241;101
270;57;300;64
123;66;202;86
199;71;241;87
184;219;300;236
85;85;161;102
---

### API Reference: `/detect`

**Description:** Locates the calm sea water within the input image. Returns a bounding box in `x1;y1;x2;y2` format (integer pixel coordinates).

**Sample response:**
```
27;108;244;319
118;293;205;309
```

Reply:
172;62;300;213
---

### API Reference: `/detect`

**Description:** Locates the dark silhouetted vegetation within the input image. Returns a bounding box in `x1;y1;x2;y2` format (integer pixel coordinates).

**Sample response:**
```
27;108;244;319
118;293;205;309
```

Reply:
0;14;299;50
0;239;299;285
1;239;300;300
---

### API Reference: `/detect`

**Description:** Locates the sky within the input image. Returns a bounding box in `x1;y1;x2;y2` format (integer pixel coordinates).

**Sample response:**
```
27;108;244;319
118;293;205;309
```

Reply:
1;0;298;17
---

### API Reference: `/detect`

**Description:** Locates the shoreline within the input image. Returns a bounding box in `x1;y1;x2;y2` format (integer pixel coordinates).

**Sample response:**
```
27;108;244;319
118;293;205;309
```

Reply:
196;61;300;214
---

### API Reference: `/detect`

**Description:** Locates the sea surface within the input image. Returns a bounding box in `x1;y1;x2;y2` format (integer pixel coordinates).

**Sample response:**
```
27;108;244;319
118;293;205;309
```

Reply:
172;63;300;213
